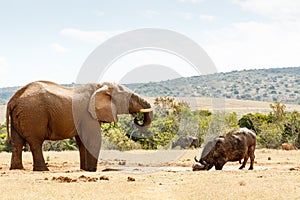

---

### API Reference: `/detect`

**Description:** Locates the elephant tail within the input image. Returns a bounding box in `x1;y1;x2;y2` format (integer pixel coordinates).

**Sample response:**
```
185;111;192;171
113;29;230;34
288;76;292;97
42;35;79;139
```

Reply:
6;103;11;144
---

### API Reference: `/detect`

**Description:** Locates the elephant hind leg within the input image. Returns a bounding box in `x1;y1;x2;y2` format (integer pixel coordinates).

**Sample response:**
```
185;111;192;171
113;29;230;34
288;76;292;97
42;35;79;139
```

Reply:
10;127;25;170
27;140;49;171
75;136;99;172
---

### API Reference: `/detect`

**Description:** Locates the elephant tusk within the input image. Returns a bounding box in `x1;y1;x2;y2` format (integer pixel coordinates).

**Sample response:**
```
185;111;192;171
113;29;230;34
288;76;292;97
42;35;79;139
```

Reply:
139;108;152;113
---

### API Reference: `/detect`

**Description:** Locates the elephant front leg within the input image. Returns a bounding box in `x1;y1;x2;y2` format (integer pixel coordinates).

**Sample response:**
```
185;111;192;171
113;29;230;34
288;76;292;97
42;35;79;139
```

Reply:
10;129;25;170
75;136;99;172
28;140;49;171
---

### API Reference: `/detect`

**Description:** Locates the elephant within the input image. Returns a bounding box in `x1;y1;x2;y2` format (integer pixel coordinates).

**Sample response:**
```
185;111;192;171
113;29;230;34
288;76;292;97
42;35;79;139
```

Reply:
6;80;152;171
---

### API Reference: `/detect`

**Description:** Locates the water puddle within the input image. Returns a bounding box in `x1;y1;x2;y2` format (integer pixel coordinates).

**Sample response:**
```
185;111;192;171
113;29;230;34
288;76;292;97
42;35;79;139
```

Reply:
103;166;192;173
102;164;298;173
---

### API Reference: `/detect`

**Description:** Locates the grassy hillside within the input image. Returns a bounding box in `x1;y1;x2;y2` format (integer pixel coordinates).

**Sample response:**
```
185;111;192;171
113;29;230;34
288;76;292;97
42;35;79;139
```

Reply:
1;67;300;105
126;67;300;105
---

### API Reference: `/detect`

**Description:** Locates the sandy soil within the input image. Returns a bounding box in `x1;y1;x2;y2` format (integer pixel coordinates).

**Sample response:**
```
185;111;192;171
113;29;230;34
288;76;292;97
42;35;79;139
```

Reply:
0;149;299;200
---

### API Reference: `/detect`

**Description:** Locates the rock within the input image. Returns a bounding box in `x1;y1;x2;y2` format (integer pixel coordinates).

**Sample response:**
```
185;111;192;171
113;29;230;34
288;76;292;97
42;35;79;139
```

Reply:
127;176;135;182
100;175;110;181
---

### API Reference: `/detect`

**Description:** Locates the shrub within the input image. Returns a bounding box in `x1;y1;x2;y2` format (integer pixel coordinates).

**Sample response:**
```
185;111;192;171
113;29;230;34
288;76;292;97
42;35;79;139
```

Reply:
101;123;141;151
43;138;78;151
238;113;270;134
0;125;10;152
282;111;300;147
256;123;281;148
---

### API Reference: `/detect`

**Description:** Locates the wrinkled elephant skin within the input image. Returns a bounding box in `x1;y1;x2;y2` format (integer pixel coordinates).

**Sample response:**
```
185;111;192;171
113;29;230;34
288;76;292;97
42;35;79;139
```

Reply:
6;81;152;171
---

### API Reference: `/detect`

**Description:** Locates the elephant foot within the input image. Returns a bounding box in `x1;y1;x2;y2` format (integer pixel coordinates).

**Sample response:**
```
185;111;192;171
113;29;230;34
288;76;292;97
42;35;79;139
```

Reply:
33;165;49;171
10;164;24;170
81;166;97;172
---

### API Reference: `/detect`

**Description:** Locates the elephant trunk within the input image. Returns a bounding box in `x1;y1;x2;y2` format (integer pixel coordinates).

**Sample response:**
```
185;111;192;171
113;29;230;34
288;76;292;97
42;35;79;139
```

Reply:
134;110;153;129
129;93;153;129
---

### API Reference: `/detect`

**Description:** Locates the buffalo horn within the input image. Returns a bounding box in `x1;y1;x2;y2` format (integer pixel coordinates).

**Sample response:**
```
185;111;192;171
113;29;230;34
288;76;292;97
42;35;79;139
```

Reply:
194;156;199;163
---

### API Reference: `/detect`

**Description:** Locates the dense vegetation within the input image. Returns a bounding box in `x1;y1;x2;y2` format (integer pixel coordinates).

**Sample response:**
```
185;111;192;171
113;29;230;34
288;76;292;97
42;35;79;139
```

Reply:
1;67;300;105
1;98;299;152
100;98;300;150
1;67;299;151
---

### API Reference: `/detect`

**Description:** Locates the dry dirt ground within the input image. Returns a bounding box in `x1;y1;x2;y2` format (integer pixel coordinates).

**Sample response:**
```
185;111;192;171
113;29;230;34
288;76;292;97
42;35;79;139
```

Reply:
0;149;299;200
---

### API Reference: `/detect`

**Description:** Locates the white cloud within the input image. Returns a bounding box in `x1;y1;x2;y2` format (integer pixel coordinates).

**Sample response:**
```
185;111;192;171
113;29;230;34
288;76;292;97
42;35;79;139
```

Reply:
142;10;158;19
197;0;300;72
232;0;300;22
60;28;123;43
199;14;215;22
202;20;300;71
50;43;69;53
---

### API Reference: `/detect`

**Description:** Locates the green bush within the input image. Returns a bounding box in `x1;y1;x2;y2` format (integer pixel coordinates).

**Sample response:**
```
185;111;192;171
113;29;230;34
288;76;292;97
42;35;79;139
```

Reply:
43;138;78;151
101;123;141;151
282;111;300;147
102;106;243;150
238;113;271;134
256;123;281;148
0;125;10;152
2;100;300;151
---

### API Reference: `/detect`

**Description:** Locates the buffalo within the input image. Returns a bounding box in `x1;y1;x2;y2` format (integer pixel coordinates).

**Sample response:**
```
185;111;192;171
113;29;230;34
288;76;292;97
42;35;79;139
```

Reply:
193;128;256;171
172;136;200;149
281;143;298;150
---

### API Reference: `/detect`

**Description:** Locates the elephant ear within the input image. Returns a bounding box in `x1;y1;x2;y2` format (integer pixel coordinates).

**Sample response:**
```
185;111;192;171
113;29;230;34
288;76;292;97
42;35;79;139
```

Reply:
88;85;117;123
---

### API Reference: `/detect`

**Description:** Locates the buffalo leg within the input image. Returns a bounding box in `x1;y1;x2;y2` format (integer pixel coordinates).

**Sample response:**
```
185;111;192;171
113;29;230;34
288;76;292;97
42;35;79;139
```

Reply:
215;164;224;170
239;150;249;169
248;145;255;170
28;140;49;171
10;127;25;170
75;136;99;172
215;159;225;170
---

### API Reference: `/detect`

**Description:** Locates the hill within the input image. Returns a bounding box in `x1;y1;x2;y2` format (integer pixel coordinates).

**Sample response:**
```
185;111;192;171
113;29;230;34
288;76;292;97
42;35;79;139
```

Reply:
125;67;300;105
0;67;300;105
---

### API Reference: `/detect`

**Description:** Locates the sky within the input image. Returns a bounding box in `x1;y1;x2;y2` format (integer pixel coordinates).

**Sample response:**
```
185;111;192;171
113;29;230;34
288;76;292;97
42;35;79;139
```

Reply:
1;0;300;87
